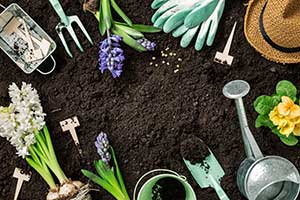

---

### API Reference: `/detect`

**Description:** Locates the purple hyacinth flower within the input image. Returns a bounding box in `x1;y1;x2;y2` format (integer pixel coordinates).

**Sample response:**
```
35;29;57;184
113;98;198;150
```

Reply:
95;132;111;164
99;35;125;78
137;38;156;51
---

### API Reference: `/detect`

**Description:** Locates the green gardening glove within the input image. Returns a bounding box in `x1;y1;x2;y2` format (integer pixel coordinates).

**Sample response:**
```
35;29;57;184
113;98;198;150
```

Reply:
171;0;225;50
151;0;205;29
162;0;219;33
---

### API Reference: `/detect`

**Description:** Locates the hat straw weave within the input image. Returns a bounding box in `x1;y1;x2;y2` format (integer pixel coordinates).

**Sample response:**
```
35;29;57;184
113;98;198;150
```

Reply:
244;0;300;64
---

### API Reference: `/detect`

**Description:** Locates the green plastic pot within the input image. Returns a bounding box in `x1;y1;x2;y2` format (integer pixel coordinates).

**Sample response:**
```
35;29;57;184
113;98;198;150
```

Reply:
133;169;197;200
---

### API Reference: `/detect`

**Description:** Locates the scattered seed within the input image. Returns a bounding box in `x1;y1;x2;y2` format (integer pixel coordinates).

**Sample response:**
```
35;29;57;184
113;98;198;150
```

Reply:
169;53;173;56
150;62;153;65
174;69;179;73
176;65;180;68
173;53;177;56
178;58;182;62
165;47;170;51
155;64;159;67
152;57;156;60
162;61;165;64
167;62;170;65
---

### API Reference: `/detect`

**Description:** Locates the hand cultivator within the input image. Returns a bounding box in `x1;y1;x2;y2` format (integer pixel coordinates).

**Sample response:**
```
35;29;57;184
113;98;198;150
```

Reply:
48;0;93;58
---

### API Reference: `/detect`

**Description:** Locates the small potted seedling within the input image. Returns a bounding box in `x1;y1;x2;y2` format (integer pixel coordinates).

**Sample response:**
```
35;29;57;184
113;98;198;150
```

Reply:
0;82;91;200
254;80;300;146
81;132;130;200
83;0;160;78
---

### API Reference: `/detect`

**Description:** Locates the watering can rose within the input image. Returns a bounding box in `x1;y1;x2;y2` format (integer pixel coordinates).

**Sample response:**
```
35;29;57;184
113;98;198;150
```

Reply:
254;80;300;146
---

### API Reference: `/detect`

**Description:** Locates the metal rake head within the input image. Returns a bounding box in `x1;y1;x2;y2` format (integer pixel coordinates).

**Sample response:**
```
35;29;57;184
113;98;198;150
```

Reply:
56;15;93;58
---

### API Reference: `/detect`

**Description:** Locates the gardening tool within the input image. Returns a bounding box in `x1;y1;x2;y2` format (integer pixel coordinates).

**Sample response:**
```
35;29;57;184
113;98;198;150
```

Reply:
60;116;83;156
0;3;56;74
152;0;225;50
214;22;236;66
48;0;93;58
13;168;31;200
183;146;230;200
223;80;300;200
133;169;196;200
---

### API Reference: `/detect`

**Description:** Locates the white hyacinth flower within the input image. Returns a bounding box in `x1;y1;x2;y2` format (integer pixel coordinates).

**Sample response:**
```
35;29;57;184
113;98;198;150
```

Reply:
0;82;46;158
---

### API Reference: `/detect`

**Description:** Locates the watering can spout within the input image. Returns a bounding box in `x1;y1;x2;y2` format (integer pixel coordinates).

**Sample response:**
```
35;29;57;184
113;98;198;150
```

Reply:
223;80;263;159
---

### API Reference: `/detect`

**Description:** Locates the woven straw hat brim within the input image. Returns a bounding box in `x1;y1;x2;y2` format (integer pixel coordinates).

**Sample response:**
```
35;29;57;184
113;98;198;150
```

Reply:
244;0;300;64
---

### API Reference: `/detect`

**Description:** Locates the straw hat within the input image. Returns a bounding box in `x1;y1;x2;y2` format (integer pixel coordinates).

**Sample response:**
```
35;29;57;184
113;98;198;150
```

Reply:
244;0;300;64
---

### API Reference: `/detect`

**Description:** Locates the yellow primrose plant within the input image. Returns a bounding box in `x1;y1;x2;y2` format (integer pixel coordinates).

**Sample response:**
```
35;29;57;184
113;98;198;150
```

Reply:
254;80;300;146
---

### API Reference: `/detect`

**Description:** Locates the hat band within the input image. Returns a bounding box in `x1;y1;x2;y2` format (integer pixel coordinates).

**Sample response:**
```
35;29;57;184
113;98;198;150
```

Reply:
259;2;300;53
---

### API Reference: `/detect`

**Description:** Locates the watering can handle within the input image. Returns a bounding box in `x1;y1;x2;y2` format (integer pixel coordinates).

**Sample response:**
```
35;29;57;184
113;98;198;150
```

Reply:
133;169;185;200
36;55;56;75
209;175;230;200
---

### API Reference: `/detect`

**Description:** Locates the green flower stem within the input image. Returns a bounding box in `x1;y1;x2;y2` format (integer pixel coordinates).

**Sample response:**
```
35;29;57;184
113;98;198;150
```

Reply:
32;126;68;185
26;146;57;189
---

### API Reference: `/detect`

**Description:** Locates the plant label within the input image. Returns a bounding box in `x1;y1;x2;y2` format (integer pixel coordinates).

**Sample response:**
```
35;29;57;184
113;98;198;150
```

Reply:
214;22;237;66
13;168;31;200
60;116;83;155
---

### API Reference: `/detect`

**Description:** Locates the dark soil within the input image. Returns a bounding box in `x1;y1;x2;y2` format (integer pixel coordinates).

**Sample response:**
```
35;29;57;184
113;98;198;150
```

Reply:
152;177;185;200
1;0;300;200
181;136;210;164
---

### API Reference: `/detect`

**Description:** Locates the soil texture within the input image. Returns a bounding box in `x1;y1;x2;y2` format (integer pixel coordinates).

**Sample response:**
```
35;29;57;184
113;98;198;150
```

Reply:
1;0;300;200
152;178;186;200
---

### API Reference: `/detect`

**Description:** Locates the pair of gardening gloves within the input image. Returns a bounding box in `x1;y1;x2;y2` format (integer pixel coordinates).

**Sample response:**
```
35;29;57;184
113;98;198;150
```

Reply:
151;0;225;50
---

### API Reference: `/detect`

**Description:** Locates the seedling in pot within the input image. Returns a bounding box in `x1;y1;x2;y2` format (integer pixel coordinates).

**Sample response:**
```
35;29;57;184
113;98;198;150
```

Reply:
214;22;237;66
181;137;230;200
152;177;186;200
13;168;31;200
0;82;91;200
60;116;83;156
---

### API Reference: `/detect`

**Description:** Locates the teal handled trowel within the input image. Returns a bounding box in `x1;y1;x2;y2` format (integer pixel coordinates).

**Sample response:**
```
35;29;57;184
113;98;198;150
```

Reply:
182;141;230;200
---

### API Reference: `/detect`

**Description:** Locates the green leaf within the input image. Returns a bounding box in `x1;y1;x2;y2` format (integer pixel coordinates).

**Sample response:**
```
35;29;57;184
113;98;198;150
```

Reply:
280;135;299;146
102;0;112;29
111;147;130;199
254;95;275;115
276;80;297;100
115;22;161;33
114;23;144;39
110;0;133;26
112;26;146;52
131;24;162;33
97;2;106;36
82;169;124;200
255;115;274;128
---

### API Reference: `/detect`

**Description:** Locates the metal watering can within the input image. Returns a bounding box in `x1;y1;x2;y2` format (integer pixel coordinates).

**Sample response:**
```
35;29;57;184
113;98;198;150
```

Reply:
223;80;300;200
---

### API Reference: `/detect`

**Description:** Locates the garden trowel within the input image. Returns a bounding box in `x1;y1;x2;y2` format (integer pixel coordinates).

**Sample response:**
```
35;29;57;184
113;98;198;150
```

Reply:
183;149;230;200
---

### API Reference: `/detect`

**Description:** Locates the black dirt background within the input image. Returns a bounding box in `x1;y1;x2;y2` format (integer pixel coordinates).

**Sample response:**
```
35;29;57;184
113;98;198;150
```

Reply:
1;0;300;200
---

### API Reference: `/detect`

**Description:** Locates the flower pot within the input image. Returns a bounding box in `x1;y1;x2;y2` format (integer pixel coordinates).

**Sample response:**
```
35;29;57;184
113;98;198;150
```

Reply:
133;169;197;200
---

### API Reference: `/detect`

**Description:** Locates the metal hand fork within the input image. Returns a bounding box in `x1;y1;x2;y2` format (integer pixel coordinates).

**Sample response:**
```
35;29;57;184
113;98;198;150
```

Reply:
48;0;93;58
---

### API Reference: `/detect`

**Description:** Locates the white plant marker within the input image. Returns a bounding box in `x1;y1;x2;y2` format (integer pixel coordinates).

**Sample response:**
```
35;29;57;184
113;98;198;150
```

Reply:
214;22;237;66
21;19;43;62
60;116;83;155
13;168;31;200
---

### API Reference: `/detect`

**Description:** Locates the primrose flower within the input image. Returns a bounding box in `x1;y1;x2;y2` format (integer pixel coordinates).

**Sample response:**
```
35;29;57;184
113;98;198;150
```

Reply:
270;105;300;137
137;38;156;51
277;96;300;119
99;35;125;78
95;132;111;164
